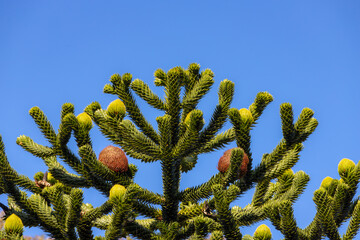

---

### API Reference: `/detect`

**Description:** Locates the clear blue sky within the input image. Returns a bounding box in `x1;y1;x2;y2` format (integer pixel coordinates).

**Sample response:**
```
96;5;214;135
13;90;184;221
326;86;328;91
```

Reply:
1;1;360;238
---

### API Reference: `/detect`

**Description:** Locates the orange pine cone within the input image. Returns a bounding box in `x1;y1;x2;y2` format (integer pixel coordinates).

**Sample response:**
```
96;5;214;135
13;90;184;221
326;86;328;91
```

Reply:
99;145;128;172
217;148;249;178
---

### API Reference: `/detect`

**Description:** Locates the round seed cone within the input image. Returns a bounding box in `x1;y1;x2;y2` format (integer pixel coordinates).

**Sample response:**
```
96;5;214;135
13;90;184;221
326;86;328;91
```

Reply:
217;148;249;178
99;145;128;172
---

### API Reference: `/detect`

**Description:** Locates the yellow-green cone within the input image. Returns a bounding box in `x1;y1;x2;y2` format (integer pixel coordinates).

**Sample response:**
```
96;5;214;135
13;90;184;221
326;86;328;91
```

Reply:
283;168;294;177
109;184;126;201
254;224;272;240
107;99;126;118
320;176;333;189
279;169;294;180
338;158;355;178
239;108;254;124
4;214;24;234
77;112;93;130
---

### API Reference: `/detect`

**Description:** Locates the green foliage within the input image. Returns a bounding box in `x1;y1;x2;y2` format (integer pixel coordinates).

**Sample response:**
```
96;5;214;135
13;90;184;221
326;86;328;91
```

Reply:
0;63;359;240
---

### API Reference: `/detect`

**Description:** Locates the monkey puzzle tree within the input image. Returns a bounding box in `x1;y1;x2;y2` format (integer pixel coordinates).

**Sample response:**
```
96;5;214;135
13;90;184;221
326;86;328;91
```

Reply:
0;63;360;240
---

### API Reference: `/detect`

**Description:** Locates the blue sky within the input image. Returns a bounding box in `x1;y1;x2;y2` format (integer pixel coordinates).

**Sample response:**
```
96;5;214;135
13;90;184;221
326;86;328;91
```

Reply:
1;1;360;238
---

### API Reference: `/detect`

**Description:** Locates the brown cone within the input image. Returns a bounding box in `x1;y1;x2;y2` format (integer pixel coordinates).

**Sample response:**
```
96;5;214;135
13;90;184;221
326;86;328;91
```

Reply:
99;145;128;172
217;148;249;178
